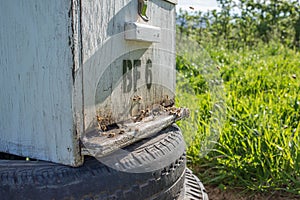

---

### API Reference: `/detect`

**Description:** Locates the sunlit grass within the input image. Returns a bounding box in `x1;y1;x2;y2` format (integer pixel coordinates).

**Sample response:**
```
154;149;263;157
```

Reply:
176;42;300;194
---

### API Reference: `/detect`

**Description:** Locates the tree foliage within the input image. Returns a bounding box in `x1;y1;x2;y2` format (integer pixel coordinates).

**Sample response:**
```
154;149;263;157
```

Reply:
177;0;300;49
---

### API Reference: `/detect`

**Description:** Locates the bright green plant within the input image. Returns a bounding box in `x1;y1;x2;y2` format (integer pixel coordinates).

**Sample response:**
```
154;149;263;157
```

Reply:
177;43;300;194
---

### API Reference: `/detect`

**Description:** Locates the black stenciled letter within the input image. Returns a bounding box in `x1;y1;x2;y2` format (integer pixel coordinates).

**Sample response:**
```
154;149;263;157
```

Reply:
123;60;132;93
145;59;152;89
133;60;141;92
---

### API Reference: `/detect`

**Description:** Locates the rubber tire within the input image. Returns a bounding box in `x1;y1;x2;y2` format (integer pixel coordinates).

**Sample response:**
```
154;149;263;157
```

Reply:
0;124;186;200
178;168;209;200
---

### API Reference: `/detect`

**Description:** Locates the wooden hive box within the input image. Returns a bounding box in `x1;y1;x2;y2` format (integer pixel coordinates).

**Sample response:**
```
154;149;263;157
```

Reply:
0;0;178;166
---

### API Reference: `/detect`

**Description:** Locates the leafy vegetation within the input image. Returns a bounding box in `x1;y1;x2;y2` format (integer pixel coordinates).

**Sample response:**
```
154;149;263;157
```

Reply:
177;0;300;49
176;0;300;196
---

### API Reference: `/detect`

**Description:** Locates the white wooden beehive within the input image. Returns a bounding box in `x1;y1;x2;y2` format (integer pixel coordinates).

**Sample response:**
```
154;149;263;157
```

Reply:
0;0;178;166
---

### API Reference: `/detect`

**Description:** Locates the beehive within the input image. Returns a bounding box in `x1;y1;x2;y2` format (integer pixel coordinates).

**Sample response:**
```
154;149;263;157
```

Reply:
0;0;177;166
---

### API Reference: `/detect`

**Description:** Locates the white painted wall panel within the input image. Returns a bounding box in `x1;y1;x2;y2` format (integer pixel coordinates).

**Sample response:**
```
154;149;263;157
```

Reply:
0;0;82;166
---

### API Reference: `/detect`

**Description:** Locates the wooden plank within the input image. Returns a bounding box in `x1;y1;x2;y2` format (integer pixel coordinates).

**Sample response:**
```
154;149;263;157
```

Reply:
81;107;189;157
71;0;85;166
0;0;82;166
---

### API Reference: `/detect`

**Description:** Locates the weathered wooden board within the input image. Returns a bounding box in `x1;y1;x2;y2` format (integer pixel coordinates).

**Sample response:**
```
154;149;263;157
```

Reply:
0;1;82;166
81;0;177;134
81;107;189;157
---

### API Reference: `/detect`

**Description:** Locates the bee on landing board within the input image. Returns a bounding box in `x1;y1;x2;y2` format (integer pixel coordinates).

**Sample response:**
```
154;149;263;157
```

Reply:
108;132;115;138
134;109;146;122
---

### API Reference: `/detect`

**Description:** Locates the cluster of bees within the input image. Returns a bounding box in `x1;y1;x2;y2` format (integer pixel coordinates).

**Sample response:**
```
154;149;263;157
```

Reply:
96;115;108;131
132;94;182;122
134;108;151;122
96;115;123;138
96;115;112;132
165;106;182;118
96;116;125;139
95;95;183;138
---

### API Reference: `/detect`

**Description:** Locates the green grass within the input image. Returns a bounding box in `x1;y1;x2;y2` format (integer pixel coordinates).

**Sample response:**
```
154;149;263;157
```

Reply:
176;42;300;195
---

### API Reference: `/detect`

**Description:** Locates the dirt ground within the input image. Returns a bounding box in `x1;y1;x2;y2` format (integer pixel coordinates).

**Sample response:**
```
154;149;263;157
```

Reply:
205;185;300;200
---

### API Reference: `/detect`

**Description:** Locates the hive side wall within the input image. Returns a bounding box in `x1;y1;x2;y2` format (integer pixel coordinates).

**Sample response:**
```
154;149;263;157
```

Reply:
81;0;176;131
0;0;82;166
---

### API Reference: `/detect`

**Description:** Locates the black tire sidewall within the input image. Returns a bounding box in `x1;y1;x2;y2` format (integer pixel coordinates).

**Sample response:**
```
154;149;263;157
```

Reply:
0;124;186;200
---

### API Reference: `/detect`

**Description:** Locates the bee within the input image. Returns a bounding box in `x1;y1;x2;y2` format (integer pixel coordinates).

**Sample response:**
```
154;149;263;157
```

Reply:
166;106;176;112
145;108;151;117
161;95;174;107
176;109;182;117
100;125;107;131
169;107;181;117
169;110;176;115
108;132;115;138
134;109;146;122
96;115;104;122
132;95;143;102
